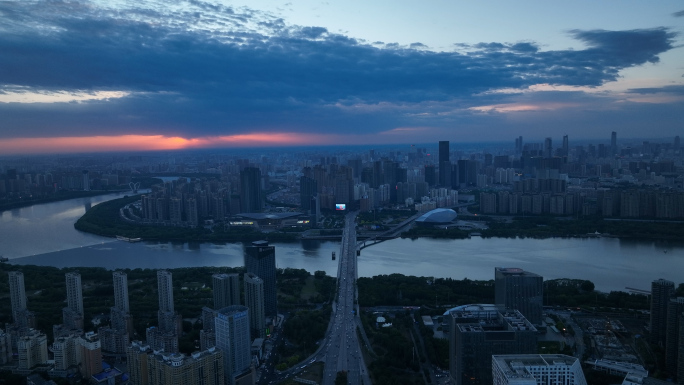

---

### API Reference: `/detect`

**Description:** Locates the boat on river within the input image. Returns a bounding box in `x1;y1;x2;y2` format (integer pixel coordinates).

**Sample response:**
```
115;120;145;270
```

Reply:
116;235;142;242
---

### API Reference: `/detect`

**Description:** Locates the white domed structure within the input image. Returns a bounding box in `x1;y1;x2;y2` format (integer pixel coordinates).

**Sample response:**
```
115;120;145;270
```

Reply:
415;208;457;225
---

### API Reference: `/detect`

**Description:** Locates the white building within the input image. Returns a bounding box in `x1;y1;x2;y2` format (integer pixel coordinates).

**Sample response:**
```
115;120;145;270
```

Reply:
492;354;587;385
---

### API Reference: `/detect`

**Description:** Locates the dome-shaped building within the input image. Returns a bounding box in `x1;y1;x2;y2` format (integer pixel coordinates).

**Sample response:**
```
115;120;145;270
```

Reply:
415;208;457;226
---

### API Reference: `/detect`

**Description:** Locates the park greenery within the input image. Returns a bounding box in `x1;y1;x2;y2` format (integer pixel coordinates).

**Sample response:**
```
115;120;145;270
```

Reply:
360;310;424;385
481;216;684;240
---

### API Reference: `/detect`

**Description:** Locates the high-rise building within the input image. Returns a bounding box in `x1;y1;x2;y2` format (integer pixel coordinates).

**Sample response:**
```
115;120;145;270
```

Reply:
215;305;251;385
244;273;266;338
128;341;225;385
299;176;317;211
158;270;174;314
495;267;543;325
17;330;48;370
679;312;684;385
148;270;180;353
492;354;587;385
245;241;277;317
448;305;537;385
611;131;617;155
240;167;263;213
113;270;130;313
438;141;450;186
544;137;553;158
8;271;30;327
675;135;681;151
439;141;450;164
63;272;84;330
562;135;569;157
100;271;132;354
0;332;11;365
213;273;241;310
79;331;102;379
666;297;684;378
52;333;79;372
651;279;675;345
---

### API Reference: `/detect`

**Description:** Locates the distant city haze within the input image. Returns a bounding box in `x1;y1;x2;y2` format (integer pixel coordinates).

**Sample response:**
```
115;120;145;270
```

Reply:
4;193;684;293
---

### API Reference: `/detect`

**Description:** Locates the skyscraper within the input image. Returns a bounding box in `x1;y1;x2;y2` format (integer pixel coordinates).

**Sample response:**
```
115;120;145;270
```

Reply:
63;272;84;330
244;273;266;338
438;141;450;186
215;305;251;385
113;270;130;313
245;240;277;317
439;140;450;164
666;297;684;378
8;271;27;325
158;270;174;314
448;305;537;385
147;270;180;353
651;279;675;345
240;166;262;213
544;137;553;158
495;267;543;325
299;175;317;211
100;271;132;354
213;273;241;310
562;134;569;157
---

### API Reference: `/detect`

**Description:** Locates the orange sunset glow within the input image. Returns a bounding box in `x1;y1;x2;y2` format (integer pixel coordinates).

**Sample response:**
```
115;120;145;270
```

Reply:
0;133;361;154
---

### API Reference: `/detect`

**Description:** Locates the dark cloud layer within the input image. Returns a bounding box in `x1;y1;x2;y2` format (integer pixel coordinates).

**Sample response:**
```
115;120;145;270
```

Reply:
0;1;679;140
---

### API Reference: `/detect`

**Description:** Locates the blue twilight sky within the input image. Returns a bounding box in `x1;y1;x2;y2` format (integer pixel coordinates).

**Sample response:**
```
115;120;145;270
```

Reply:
0;0;683;153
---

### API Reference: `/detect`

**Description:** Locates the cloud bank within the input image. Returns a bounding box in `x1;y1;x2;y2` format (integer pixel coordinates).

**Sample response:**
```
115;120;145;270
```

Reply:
0;0;681;147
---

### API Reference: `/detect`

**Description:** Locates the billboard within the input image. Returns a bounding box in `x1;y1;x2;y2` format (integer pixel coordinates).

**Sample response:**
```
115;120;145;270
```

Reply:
335;204;346;211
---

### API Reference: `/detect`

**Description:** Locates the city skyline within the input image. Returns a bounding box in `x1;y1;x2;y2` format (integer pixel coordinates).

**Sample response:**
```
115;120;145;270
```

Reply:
1;1;683;154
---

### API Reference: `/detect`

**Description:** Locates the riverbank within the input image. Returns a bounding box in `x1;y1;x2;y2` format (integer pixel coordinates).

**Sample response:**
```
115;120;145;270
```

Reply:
74;195;297;243
0;190;124;213
75;195;684;243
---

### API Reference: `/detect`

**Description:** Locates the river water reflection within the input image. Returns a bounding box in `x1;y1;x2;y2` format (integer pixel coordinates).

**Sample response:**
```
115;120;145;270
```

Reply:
3;193;683;293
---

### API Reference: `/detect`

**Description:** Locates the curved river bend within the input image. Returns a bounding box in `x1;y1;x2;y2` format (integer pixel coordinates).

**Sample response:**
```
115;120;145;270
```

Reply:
3;192;683;292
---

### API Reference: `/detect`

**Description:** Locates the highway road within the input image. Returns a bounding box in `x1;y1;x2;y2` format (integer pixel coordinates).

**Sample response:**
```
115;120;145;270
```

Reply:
260;211;371;385
319;211;370;385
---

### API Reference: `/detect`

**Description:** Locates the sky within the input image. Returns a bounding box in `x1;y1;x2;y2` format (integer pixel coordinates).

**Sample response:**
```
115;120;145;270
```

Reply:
1;0;683;154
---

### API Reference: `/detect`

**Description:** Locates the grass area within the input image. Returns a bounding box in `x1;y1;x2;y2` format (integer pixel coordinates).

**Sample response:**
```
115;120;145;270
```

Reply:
300;276;318;301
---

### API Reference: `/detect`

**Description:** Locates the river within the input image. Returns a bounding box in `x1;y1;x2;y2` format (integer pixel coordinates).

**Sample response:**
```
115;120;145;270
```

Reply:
2;193;683;292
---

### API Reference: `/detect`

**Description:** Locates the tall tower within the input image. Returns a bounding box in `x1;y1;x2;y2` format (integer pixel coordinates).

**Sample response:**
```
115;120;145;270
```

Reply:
666;297;684;378
63;272;84;330
240;167;263;213
562;135;569;157
113;271;130;313
147;270;179;353
438;141;450;187
215;305;252;385
213;273;241;310
244;273;266;338
651;278;675;345
544;137;553;158
65;272;83;315
245;241;277;317
8;271;27;324
157;270;174;313
611;131;617;155
494;267;543;325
